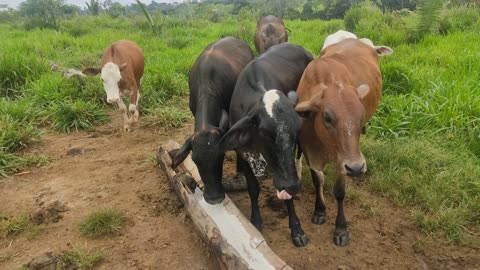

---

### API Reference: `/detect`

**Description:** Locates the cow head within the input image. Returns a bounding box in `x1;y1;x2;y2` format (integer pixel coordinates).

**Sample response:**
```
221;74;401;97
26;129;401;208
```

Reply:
82;62;127;104
296;82;370;177
172;110;229;205
261;24;288;53
219;90;301;199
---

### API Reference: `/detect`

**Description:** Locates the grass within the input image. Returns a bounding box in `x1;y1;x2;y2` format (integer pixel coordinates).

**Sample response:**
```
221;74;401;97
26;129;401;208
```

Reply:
58;248;104;269
0;214;41;240
0;150;48;177
79;209;126;238
362;136;480;243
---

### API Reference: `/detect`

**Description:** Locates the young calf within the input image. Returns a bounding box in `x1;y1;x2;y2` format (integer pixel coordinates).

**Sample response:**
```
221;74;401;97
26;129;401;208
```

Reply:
83;40;144;132
295;31;393;246
172;37;253;204
219;43;313;247
254;15;288;54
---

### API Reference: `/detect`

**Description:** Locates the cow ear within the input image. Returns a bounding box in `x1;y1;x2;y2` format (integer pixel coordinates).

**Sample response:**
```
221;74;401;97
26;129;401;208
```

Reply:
261;31;267;39
82;68;101;76
295;99;319;118
218;114;255;152
172;136;193;169
119;62;128;71
374;46;393;56
357;84;370;99
218;110;229;134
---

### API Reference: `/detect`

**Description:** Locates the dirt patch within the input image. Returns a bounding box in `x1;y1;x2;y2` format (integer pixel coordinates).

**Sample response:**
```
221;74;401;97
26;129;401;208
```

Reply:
1;112;479;270
0;113;217;270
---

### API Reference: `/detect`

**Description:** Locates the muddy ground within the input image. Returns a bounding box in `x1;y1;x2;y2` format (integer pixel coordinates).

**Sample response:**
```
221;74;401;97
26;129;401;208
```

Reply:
1;112;479;270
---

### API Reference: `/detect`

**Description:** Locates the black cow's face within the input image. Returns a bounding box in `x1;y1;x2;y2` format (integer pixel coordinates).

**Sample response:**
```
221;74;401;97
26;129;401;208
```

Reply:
172;129;226;204
220;90;302;199
172;111;229;205
191;130;226;204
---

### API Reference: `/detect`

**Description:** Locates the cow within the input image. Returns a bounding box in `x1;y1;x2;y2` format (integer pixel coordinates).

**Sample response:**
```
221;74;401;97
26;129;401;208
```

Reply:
254;15;288;54
295;31;393;246
218;43;313;247
171;37;254;205
82;40;144;132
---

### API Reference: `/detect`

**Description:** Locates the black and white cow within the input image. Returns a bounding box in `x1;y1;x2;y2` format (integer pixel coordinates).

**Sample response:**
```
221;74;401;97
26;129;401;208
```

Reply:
172;37;254;204
218;43;313;247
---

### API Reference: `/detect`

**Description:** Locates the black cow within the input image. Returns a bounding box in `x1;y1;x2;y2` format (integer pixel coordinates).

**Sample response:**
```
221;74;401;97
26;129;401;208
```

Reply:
172;36;253;204
218;43;313;247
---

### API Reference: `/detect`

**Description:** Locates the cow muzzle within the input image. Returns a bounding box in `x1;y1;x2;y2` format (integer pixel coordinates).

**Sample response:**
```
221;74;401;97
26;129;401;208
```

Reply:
343;161;366;177
107;97;120;103
203;191;225;205
276;182;300;200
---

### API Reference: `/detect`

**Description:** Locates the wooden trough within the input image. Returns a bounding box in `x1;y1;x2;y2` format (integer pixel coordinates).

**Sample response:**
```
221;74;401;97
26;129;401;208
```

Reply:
156;140;292;270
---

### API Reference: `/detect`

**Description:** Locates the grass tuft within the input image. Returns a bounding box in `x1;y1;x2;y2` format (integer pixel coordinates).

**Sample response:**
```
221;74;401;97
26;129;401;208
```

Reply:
59;248;104;269
79;209;126;238
0;214;41;240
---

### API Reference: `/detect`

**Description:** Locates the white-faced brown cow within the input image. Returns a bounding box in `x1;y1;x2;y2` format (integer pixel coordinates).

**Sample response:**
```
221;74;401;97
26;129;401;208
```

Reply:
83;40;145;132
254;15;288;54
295;30;393;246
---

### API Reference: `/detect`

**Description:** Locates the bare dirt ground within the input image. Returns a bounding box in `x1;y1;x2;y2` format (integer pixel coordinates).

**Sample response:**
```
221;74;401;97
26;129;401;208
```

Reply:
1;112;479;270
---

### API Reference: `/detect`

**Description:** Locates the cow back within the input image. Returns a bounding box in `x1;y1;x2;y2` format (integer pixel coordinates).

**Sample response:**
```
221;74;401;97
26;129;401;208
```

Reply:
101;40;145;84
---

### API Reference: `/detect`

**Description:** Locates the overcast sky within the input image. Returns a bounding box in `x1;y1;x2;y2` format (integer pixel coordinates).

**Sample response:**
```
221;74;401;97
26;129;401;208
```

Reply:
0;0;182;9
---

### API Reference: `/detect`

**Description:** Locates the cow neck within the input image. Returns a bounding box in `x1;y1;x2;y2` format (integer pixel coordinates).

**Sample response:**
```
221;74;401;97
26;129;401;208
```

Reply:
194;102;223;131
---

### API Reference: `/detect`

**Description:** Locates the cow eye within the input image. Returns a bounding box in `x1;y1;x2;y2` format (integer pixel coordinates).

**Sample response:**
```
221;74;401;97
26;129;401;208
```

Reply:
259;129;274;140
323;112;335;126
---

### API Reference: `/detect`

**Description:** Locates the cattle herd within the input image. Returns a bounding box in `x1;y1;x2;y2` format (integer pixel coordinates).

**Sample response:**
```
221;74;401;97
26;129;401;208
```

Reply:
82;16;393;248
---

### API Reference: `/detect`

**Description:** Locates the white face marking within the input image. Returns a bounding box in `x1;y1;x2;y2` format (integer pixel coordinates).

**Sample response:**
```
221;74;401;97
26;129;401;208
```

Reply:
101;62;122;103
263;90;280;118
346;119;353;137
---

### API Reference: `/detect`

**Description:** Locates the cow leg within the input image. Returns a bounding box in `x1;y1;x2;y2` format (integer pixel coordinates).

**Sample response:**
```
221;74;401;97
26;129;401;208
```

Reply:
311;169;327;225
117;98;131;132
333;174;349;246
237;154;262;230
129;89;139;123
295;144;303;180
285;199;308;247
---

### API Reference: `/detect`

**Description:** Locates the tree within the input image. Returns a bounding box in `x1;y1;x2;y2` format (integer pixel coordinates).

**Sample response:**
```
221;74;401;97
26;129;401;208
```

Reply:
86;0;101;16
18;0;65;29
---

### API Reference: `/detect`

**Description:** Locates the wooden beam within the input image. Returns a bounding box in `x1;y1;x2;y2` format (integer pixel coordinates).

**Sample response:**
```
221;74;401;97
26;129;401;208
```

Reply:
157;140;292;270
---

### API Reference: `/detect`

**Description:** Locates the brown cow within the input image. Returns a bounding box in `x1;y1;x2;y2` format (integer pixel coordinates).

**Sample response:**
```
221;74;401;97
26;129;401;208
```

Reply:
83;40;145;132
254;15;288;54
295;31;392;246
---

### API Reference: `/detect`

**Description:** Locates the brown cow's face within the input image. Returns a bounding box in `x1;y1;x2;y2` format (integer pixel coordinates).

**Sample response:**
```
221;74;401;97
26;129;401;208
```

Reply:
296;82;370;177
261;29;287;52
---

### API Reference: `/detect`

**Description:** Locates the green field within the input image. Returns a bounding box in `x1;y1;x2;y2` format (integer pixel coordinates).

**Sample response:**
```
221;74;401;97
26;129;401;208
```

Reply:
1;3;479;245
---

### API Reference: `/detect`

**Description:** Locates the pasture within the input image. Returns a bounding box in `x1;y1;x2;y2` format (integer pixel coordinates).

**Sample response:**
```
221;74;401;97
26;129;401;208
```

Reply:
1;4;480;269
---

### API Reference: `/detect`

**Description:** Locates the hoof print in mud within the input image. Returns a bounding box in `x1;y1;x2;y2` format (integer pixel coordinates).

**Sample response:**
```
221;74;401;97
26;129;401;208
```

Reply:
333;230;349;247
291;231;308;247
311;213;326;225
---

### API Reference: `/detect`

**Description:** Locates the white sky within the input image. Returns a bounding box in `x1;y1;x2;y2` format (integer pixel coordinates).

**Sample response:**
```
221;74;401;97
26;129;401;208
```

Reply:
0;0;182;9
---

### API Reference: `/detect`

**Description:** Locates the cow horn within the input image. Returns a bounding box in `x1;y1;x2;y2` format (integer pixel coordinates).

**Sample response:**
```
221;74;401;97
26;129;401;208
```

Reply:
287;91;298;105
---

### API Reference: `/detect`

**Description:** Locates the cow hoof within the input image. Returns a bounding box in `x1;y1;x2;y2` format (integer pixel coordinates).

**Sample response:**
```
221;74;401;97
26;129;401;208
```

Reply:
333;230;349;246
311;213;326;225
291;231;308;247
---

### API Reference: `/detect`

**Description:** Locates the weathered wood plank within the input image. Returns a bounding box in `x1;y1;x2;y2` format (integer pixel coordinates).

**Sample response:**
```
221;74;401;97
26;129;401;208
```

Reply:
156;140;291;270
